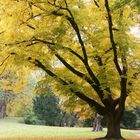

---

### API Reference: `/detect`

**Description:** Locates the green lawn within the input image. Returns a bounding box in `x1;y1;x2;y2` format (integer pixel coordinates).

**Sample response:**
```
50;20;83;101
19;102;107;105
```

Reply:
0;117;136;139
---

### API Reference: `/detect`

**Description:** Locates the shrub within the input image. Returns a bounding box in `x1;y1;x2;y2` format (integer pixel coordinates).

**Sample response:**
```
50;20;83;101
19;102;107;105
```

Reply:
23;109;39;125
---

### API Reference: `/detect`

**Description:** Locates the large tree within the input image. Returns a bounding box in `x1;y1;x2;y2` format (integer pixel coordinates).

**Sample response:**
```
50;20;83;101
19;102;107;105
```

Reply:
0;0;140;139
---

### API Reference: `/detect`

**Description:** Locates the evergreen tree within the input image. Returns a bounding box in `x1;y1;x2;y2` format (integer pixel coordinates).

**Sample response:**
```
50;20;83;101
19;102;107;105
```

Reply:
33;92;61;126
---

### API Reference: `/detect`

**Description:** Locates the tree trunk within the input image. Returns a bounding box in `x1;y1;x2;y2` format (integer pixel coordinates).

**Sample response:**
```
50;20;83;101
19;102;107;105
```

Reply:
93;113;103;131
104;114;124;139
0;99;6;118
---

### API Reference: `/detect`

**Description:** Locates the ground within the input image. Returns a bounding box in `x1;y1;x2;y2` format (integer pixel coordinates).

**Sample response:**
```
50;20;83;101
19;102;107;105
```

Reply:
0;117;139;140
127;130;140;138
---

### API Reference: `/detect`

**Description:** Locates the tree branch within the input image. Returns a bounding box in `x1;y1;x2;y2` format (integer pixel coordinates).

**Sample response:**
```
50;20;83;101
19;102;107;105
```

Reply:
34;38;84;62
94;54;113;103
61;46;84;62
94;0;100;8
34;59;107;115
0;53;16;76
104;0;122;76
0;55;11;67
20;21;36;30
33;38;107;103
47;1;101;89
65;15;102;91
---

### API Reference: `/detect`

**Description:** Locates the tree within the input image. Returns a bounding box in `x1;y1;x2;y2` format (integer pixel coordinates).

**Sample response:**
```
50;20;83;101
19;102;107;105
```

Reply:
121;107;140;129
0;69;16;118
0;98;6;118
33;93;79;126
0;89;14;118
34;81;79;126
0;44;38;116
92;113;103;132
0;0;140;139
33;91;61;126
0;65;36;117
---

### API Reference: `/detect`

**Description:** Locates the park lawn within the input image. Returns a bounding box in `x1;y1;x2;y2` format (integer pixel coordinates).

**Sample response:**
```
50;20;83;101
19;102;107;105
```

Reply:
0;117;137;140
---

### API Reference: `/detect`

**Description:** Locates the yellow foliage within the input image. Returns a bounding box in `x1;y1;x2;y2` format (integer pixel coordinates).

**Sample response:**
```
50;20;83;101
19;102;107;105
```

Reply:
0;0;140;118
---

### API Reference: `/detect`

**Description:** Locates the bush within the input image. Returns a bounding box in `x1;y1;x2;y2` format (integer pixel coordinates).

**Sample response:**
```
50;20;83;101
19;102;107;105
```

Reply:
121;111;137;129
23;109;39;125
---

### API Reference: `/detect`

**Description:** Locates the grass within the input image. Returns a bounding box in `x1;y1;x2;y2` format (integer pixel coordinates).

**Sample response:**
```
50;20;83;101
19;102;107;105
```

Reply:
0;117;137;140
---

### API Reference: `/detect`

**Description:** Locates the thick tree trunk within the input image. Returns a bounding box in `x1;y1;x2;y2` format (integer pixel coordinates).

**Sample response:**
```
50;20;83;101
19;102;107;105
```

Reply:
106;120;121;138
104;114;124;139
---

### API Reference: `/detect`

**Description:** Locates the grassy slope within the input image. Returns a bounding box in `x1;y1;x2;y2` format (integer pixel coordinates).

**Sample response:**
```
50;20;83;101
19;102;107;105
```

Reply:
0;117;136;139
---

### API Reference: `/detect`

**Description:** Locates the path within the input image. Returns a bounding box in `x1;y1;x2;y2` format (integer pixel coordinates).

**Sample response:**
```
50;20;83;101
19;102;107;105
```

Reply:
131;130;140;137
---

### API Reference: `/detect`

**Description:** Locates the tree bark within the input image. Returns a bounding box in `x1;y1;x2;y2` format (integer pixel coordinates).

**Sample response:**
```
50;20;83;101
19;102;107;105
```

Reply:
104;113;124;139
93;113;103;131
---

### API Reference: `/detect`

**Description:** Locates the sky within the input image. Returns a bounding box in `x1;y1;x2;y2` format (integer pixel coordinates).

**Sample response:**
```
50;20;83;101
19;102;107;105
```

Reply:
130;24;140;38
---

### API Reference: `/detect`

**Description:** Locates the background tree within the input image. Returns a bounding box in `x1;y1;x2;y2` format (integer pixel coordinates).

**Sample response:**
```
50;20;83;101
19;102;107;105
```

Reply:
0;89;14;118
92;113;103;132
6;67;37;117
0;0;140;139
0;62;36;117
121;107;140;129
33;81;79;126
33;92;61;126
